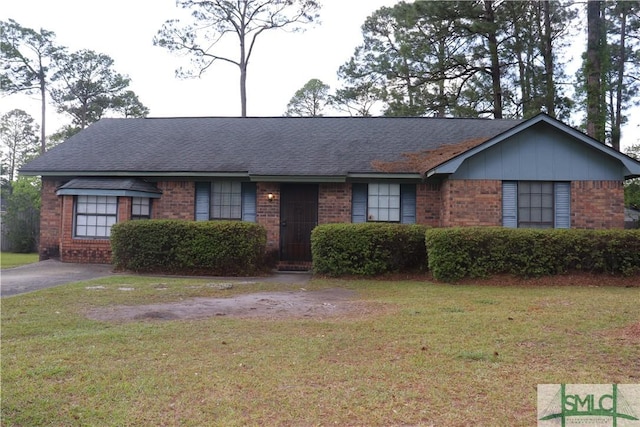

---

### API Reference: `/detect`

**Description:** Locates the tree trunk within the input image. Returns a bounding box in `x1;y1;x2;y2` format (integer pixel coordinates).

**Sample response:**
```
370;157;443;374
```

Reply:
586;0;604;141
239;21;248;117
40;83;46;154
484;0;503;119
512;4;529;117
240;63;247;117
611;6;627;152
81;100;87;130
542;0;555;118
437;38;446;117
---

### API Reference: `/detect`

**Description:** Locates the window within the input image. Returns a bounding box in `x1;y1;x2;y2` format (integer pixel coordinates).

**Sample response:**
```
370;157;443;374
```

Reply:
518;182;553;228
368;183;400;222
195;181;256;222
352;183;416;224
75;195;118;238
503;181;570;229
131;197;151;220
211;181;242;219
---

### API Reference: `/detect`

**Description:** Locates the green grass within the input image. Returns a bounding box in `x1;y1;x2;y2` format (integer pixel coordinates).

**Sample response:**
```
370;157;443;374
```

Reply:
2;276;639;426
0;252;39;269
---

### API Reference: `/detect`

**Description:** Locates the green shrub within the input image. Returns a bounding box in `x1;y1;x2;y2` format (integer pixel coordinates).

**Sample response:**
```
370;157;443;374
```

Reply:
311;223;428;276
111;220;267;275
426;227;640;282
2;178;41;253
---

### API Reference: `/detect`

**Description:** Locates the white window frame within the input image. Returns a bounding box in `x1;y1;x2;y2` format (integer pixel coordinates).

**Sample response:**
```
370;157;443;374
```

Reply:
74;195;118;238
367;183;401;222
131;197;151;220
211;181;242;219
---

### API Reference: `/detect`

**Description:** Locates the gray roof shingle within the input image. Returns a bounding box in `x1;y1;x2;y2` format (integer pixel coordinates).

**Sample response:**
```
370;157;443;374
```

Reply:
21;116;523;176
58;177;162;193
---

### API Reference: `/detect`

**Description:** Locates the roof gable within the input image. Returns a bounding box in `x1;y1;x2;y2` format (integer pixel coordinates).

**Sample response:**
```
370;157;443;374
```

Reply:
428;114;640;179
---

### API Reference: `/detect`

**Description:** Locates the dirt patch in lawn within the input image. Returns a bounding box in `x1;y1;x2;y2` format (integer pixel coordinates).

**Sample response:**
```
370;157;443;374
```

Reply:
86;288;378;322
618;321;640;341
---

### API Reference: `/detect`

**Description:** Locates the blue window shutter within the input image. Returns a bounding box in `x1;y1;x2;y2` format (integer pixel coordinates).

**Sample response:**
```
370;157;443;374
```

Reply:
400;184;416;224
195;182;210;221
502;181;517;228
242;182;257;222
554;182;571;229
352;183;367;223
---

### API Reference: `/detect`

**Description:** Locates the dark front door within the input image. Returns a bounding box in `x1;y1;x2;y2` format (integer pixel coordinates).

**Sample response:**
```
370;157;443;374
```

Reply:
280;184;318;262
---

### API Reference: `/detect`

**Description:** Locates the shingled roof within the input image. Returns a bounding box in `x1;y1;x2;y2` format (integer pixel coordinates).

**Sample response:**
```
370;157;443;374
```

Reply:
21;116;524;178
57;177;162;196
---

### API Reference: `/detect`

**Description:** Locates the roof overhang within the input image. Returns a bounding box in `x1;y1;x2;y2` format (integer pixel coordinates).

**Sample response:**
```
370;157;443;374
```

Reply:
30;171;424;183
425;114;640;179
56;178;163;198
25;171;252;178
249;175;346;183
347;173;423;182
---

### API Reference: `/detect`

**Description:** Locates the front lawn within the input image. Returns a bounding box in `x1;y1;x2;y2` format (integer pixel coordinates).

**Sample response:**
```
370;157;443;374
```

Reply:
1;276;638;426
0;252;39;269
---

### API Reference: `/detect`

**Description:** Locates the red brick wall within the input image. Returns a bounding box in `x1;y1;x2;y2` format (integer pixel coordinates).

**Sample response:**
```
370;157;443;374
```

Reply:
152;181;195;219
256;182;280;254
41;178;626;265
417;182;442;226
57;180;197;263
572;181;624;229
439;179;625;229
440;180;503;227
39;178;63;260
318;183;351;224
58;195;117;263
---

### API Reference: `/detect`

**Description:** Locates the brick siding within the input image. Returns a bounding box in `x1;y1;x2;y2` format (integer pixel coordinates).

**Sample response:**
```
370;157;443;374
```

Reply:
39;178;63;260
318;183;351;224
572;181;624;229
440;179;503;227
41;178;626;265
256;182;280;255
152;181;195;220
57;195;131;263
417;182;442;226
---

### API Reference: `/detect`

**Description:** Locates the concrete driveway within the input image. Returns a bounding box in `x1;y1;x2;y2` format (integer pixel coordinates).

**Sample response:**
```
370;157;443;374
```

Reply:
0;259;312;297
1;259;115;297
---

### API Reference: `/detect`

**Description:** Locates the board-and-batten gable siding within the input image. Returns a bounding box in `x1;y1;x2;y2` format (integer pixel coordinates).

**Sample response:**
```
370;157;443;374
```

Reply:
450;123;623;181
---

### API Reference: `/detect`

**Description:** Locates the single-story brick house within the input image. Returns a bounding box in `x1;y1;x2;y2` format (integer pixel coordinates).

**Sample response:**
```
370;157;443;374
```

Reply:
20;114;640;266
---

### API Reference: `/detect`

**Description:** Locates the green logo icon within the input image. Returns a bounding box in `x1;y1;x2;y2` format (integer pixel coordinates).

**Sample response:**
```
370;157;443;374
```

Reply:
538;384;639;426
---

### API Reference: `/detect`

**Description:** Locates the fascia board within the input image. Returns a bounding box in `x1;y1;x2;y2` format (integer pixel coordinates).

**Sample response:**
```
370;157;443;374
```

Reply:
347;173;423;181
249;175;346;183
23;171;252;178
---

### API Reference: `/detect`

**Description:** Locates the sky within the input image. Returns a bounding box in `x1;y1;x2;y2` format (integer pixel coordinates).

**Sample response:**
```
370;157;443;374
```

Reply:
1;0;638;152
1;0;399;124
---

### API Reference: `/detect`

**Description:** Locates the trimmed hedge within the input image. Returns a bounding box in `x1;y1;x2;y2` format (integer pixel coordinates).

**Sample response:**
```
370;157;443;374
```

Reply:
111;220;267;275
311;223;428;276
426;227;640;282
